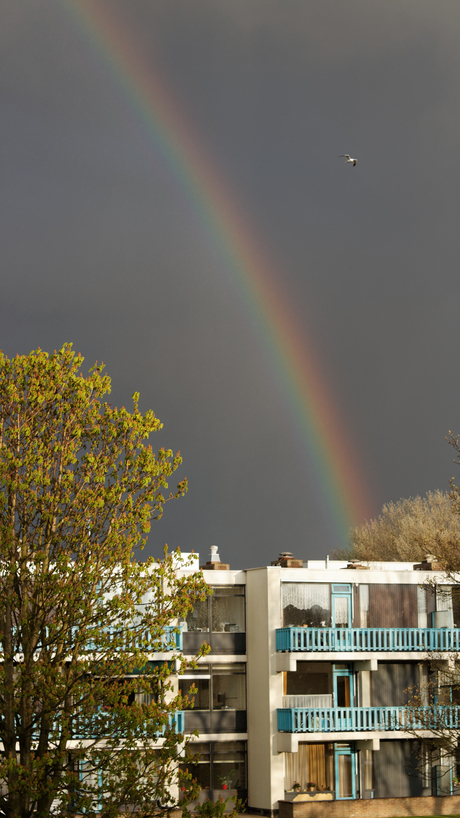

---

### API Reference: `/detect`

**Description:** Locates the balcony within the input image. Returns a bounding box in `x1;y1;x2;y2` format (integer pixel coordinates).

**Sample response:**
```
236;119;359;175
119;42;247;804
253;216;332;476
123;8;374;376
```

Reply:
73;710;184;740
157;625;183;651
277;705;460;733
84;624;183;653
276;627;460;653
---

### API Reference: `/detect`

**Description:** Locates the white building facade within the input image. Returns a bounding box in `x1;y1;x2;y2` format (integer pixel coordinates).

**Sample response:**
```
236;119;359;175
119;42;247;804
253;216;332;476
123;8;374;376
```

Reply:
176;552;460;814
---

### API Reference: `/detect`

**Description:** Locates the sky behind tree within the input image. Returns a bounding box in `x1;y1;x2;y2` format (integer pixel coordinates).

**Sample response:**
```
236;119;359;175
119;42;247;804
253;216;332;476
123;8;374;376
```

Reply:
2;0;460;568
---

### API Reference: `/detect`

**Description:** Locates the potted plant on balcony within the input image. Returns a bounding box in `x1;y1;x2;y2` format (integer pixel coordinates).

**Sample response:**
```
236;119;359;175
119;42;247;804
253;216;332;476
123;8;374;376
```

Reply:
218;771;235;791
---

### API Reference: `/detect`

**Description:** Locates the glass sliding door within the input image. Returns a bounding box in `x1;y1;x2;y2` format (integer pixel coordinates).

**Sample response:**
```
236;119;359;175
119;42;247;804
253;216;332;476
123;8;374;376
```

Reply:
331;584;352;628
333;665;354;708
335;745;356;799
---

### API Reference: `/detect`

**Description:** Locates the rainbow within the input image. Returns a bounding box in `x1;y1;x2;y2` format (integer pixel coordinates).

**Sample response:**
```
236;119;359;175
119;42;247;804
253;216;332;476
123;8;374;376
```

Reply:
62;0;374;547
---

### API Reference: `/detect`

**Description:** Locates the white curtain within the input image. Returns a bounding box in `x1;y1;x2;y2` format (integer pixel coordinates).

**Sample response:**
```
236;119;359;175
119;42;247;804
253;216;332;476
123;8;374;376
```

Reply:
334;597;348;626
417;586;427;628
437;586;453;626
282;695;332;708
359;585;369;628
282;584;330;615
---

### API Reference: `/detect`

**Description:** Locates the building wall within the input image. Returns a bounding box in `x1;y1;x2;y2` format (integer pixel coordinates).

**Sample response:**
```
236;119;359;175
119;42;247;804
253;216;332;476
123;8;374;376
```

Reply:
246;567;284;812
181;561;460;810
279;794;460;818
373;740;423;798
368;585;418;628
371;663;419;708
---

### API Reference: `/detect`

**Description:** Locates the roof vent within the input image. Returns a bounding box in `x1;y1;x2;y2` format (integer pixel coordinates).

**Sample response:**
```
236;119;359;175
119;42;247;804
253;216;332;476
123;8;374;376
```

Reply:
200;545;229;571
345;560;370;570
271;552;303;568
414;555;442;571
209;545;220;563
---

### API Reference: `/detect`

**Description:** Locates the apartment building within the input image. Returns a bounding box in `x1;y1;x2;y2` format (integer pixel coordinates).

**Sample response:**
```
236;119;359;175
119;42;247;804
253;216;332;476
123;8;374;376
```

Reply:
173;549;460;814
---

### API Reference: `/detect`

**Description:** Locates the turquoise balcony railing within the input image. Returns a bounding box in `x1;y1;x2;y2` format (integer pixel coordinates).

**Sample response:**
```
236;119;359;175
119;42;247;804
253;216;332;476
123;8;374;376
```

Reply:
157;625;183;651
85;624;183;653
276;627;460;652
73;710;184;740
277;705;460;733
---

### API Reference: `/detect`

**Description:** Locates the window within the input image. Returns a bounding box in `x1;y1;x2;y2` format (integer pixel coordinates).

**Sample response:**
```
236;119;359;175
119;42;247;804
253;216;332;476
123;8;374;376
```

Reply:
185;598;209;633
282;584;331;628
179;668;210;710
417;586;427;629
211;588;245;633
180;741;246;794
179;664;246;712
181;742;211;790
213;741;247;790
284;743;334;792
359;586;369;628
361;748;373;793
437;586;454;626
184;587;245;634
213;664;246;711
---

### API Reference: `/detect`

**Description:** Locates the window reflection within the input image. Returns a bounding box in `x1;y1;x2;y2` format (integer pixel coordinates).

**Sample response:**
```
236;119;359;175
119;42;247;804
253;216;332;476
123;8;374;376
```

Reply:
180;741;246;794
185;598;209;632
213;664;246;710
212;589;245;633
183;587;245;634
179;664;246;712
179;675;210;710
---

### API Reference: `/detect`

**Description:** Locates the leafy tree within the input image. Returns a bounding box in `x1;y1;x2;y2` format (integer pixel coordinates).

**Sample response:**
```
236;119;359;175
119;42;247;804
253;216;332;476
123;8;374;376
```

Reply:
403;437;460;783
404;662;460;793
335;490;460;562
0;345;210;818
376;441;460;785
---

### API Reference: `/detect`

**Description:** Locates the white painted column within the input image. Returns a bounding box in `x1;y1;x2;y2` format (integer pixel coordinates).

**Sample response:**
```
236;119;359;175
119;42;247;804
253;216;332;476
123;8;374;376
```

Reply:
246;567;284;812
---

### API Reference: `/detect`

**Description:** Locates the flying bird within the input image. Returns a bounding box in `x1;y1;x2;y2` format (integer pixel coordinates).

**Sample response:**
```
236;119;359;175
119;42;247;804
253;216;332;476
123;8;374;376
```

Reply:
339;154;357;166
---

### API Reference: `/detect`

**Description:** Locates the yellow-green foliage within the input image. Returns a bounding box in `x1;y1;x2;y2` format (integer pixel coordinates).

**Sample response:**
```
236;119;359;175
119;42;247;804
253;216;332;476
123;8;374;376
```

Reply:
0;344;209;818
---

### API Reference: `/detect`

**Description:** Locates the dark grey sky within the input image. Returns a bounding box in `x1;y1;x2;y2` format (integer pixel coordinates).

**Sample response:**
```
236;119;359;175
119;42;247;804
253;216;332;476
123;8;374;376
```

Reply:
2;0;460;568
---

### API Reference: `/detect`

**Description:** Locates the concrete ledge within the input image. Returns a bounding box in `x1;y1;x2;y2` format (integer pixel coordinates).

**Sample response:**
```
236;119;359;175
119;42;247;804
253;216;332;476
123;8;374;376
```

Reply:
276;654;298;672
274;730;436;753
295;652;435;662
355;738;380;751
277;733;299;753
187;733;248;743
277;731;424;745
279;794;460;818
355;659;378;672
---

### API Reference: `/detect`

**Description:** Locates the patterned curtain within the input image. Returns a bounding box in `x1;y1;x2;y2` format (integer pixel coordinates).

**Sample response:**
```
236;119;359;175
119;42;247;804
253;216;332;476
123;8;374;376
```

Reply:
282;584;331;627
